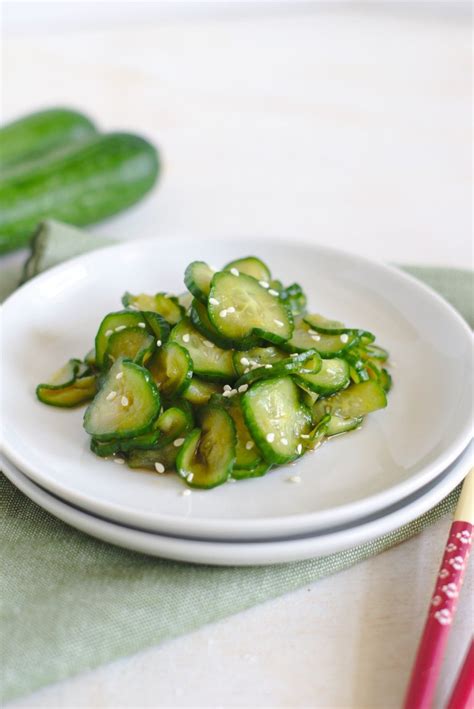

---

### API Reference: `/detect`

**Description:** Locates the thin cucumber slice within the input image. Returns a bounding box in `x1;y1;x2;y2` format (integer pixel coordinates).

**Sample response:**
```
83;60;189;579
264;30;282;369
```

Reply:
364;344;389;362
141;312;170;342
232;460;271;480
37;374;97;408
127;442;180;472
281;318;359;358
312;380;387;421
38;358;82;388
326;415;363;436
147;342;193;397
155;405;193;445
91;429;161;457
122;292;184;326
208;271;293;346
280;283;307;316
223;256;271;283
122;292;158;312
190;299;234;349
232;346;286;376
235;349;321;389
184;261;215;304
95;310;150;368
176;407;236;489
305;413;330;450
293;357;349;395
242;377;312;465
226;396;262;470
170;318;236;382
104;327;155;368
177;291;193;310
379;367;392;393
183;377;222;406
303;314;375;341
84;349;97;369
83;359;161;440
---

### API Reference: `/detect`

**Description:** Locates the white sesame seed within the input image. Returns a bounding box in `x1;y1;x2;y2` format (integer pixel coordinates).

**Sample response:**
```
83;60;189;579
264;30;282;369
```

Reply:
281;437;289;446
222;390;232;398
182;334;190;343
245;440;255;450
154;462;165;474
244;368;250;374
187;473;194;482
105;329;113;337
121;396;129;407
209;297;220;305
228;389;238;397
264;364;273;369
173;437;185;447
287;475;301;484
230;268;239;276
115;325;127;332
181;489;191;496
106;390;117;401
259;281;270;289
297;443;303;454
219;309;228;318
113;458;125;465
266;433;275;443
274;319;284;327
203;340;215;348
240;357;250;366
224;384;232;391
115;371;123;379
308;329;317;335
268;289;279;297
226;306;236;313
156;339;162;347
311;334;321;342
290;353;299;358
138;322;146;328
238;384;249;393
340;333;349;343
300;434;310;439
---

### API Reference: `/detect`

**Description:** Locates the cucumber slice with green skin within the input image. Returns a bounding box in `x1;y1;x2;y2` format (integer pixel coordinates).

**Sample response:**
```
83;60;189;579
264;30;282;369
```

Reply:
147;342;193;397
312;380;387;421
38;358;83;388
95;310;152;368
155;406;193;445
84;359;161;441
141;312;170;342
37;374;97;408
90;438;120;457
177;291;193;310
326;415;363;436
170;318;236;382
305;413;330;450
303;314;375;341
379;367;392;393
363;344;389;362
226;396;262;470
208;271;293;346
176;407;236;489
182;377;222;406
280;283;307;316
155;293;185;325
84;349;97;369
223;256;271;283
232;460;271;480
234;349;321;389
190;299;234;350
127;442;180;472
91;429;161;457
123;292;184;326
184;261;215;304
293;357;350;396
104;327;155;368
232;346;287;376
281;318;359;358
242;377;312;465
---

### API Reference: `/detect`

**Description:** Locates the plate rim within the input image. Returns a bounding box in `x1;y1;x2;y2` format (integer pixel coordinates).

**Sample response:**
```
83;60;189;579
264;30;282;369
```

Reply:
2;235;473;540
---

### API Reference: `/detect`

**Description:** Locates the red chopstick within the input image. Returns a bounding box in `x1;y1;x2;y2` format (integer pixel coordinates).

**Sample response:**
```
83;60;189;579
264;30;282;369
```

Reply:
403;468;473;709
446;638;474;709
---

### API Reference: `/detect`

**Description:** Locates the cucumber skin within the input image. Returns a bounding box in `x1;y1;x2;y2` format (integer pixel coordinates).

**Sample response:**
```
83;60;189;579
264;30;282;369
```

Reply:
0;107;97;170
0;132;160;254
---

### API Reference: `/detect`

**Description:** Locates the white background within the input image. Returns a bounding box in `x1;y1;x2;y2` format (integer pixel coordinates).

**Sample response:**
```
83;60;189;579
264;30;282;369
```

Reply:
2;1;473;707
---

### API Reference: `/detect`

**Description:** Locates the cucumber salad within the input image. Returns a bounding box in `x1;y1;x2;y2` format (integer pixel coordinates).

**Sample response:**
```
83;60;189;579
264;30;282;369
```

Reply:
36;256;391;489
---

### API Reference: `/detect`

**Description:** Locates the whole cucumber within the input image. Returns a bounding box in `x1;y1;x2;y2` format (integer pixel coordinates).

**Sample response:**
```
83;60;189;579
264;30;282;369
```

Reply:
0;132;160;254
0;107;97;170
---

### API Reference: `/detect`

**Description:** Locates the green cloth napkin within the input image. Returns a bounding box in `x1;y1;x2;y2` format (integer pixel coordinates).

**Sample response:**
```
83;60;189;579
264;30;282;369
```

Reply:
1;221;472;703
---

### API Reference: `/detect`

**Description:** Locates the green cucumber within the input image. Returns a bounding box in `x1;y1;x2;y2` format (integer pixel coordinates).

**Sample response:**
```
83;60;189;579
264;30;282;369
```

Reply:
155;405;193;444
37;373;97;408
104;327;155;368
312;380;387;421
190;299;234;349
147;342;193;397
231;460;272;480
95;310;151;369
0;132;159;254
293;357;350;395
127;443;180;472
170;318;236;382
325;415;363;436
208;271;293;346
223;256;271;283
84;359;161;440
176;406;236;489
184;261;215;304
225;396;262;470
0;107;97;170
280;283;307;316
234;349;321;389
122;292;184;326
182;377;222;406
232;346;286;376
282;317;359;357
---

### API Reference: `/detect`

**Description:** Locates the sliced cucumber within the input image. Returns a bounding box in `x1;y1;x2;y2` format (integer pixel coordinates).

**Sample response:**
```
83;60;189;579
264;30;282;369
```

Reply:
379;367;392;393
282;317;359;358
226;396;262;470
122;292;184;326
326;415;363;436
84;359;161;440
176;407;236;488
304;314;375;342
190;299;233;349
84;349;97;369
184;261;215;304
38;358;82;388
91;429;161;457
37;374;97;408
127;442;179;472
95;310;152;368
235;349;321;389
147;341;193;397
364;344;389;362
223;256;271;283
242;377;312;464
182;377;222;406
104;327;155;368
232;345;286;376
208;271;293;346
232;460;271;480
155;405;193;445
170;318;236;382
312;380;387;422
293;357;349;395
280;283;307;316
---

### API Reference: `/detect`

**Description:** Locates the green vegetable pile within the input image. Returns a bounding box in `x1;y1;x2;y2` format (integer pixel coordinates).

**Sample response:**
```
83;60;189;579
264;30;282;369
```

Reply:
36;256;392;489
0;107;159;254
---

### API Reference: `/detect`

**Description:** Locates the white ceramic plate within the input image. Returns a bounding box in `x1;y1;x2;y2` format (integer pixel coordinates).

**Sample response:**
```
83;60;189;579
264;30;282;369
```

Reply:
1;442;472;565
1;237;473;541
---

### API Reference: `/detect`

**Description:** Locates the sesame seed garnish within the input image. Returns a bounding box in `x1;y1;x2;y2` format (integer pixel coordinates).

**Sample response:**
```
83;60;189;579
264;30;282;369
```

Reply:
259;281;269;289
154;462;165;474
274;319;284;327
245;440;255;450
209;297;220;306
287;475;301;484
115;325;127;332
290;353;299;358
300;434;310;439
268;289;279;296
113;458;125;465
138;322;146;328
105;329;113;337
182;334;190;343
297;443;303;454
311;334;321;342
308;329;317;335
222;391;232;398
264;364;273;369
181;489;191;496
230;268;239;276
228;389;238;397
106;390;117;401
115;371;123;380
281;437;289;446
187;473;194;482
224;384;232;391
156;339;162;347
173;437;185;447
121;396;129;407
226;306;236;313
240;357;250;366
266;433;275;443
340;333;349;343
219;309;228;318
203;340;215;348
238;384;249;393
244;368;250;374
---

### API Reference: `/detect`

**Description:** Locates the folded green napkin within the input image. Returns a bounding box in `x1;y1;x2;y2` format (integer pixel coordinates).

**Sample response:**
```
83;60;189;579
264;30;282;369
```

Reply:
1;221;472;703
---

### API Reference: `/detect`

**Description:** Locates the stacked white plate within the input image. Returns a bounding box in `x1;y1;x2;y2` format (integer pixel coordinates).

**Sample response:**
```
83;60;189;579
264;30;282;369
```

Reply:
1;238;472;566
